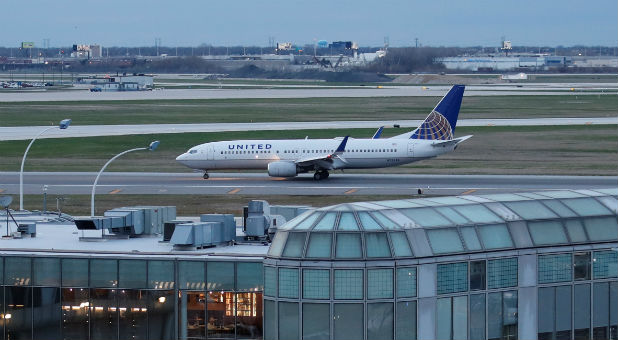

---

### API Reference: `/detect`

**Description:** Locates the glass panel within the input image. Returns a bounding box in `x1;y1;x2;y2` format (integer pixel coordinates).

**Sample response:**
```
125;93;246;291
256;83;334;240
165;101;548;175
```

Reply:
208;262;235;291
313;212;337;230
62;288;89;340
470;260;486;291
178;291;205;340
503;291;518;340
237;262;263;291
335;233;362;259
267;231;288;257
375;200;423;208
541;190;587;198
33;257;60;286
303;269;330;300
334;269;363;299
119;289;148;340
207;291;235;339
538;254;572;284
280;210;313;230
148;260;175;289
426;228;464;254
477;224;513;249
337;212;359;230
359;211;383;230
396;301;417;340
487;292;502;340
33;287;61;340
453;296;468;340
427;196;476;205
264;267;276;297
593;250;618;279
278;268;299;299
584;217;618;241
470;294;486;340
593;283;609;339
574;252;591;280
118;259;147;289
538;287;555;340
90;259;118;288
148;290;175;340
365;233;391;258
610;282;617;340
305;233;333;258
390;232;413;257
368;269;393;299
294;212;321;230
543;199;578;217
528;220;568;245
488;258;518;289
436;298;452;340
303;303;330;340
435;207;469;225
90;288;118;340
460;227;482;251
237;292;263;339
6;286;32;340
372;211;400;229
437;262;468;295
556;285;572;340
334;304;364;340
504;201;558;219
574;284;591;340
282;232;307;258
401;207;451;227
5;257;31;286
278;302;299;340
561;198;611;216
452;204;502;224
263;300;276;340
368;303;394;340
397;267;417;298
178;261;205;290
566;219;588;242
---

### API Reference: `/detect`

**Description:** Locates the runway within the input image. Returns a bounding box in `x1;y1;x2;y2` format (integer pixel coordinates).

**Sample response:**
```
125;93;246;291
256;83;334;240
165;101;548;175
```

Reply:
1;117;616;141
0;172;615;197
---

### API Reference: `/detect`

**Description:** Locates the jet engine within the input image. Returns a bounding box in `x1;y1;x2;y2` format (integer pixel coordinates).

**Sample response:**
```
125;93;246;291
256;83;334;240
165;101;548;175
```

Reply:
267;162;298;177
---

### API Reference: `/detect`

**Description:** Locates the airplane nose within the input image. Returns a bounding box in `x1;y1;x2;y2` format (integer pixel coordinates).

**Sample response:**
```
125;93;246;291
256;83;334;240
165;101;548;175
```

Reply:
176;153;187;162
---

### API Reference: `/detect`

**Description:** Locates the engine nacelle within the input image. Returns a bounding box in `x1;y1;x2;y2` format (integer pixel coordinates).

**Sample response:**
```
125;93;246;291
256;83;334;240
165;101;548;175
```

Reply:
267;161;298;177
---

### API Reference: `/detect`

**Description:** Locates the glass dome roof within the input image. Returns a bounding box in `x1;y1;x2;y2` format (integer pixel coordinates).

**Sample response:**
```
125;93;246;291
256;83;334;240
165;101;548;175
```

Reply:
268;189;618;260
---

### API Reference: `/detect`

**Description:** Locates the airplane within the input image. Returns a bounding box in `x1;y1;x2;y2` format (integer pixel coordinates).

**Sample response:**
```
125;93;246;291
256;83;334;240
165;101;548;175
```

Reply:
176;85;472;180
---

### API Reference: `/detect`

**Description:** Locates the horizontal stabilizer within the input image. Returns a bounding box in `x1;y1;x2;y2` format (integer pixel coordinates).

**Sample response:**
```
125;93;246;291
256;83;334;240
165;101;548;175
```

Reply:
430;135;473;148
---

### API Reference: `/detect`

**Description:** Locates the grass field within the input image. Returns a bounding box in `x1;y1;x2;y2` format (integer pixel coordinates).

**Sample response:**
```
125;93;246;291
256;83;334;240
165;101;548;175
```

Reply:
0;95;616;127
1;125;615;175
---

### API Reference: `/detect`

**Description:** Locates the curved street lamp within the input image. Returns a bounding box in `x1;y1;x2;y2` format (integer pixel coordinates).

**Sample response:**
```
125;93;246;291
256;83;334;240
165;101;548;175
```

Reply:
19;119;72;210
90;141;160;217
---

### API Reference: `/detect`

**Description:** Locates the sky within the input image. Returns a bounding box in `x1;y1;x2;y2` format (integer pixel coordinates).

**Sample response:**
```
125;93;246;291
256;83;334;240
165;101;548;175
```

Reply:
2;0;616;48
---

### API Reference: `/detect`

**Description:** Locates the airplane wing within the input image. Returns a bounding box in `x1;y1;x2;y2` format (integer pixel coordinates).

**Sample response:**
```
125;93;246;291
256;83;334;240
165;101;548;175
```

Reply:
295;136;349;168
372;126;384;139
430;135;473;148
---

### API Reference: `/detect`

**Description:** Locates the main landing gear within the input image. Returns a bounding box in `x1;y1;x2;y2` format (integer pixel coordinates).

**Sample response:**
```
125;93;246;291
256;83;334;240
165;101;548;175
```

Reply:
313;170;329;180
203;172;209;179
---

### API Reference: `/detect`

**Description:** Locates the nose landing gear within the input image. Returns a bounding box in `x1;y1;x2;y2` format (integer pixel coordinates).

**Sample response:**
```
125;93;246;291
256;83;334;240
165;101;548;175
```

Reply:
313;170;329;180
203;172;209;179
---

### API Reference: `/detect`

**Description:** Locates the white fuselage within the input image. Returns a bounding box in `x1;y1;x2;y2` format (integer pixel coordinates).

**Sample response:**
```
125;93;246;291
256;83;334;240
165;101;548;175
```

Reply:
176;137;456;172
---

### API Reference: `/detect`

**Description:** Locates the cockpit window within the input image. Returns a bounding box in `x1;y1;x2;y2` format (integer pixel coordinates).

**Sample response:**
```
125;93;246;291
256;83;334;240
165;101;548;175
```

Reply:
189;149;198;154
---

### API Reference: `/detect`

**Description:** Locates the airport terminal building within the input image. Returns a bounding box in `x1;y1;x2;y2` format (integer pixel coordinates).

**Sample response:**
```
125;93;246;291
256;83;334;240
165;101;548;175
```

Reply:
0;188;616;340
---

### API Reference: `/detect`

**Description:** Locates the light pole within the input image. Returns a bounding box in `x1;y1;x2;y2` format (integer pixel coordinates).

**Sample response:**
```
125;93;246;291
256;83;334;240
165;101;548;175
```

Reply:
90;141;160;217
19;119;71;210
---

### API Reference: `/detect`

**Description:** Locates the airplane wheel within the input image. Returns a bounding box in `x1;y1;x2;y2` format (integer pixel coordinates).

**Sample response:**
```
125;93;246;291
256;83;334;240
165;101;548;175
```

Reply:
203;173;209;180
323;171;330;179
313;172;321;180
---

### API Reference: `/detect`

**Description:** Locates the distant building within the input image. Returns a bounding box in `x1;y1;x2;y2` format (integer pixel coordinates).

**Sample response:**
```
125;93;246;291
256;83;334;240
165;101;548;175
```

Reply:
78;74;154;91
71;44;102;59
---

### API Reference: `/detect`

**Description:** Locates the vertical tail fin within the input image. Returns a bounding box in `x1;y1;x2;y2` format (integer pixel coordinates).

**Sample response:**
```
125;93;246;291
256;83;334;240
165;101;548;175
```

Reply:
391;85;465;140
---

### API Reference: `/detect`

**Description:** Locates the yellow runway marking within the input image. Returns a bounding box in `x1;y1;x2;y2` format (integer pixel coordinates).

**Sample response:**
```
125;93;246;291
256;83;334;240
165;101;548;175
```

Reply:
109;189;122;194
228;188;241;194
461;189;477;195
344;189;357;194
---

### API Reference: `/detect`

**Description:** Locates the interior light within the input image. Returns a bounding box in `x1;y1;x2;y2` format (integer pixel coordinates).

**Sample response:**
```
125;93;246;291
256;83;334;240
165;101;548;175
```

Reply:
158;296;166;303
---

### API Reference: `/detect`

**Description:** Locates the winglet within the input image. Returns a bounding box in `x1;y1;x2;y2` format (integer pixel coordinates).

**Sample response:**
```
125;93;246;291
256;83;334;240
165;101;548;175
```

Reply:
335;136;349;153
372;126;384;139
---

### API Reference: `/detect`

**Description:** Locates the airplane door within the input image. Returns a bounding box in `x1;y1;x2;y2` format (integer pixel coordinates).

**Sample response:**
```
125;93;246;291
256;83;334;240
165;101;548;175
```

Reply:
407;142;414;157
206;146;214;160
